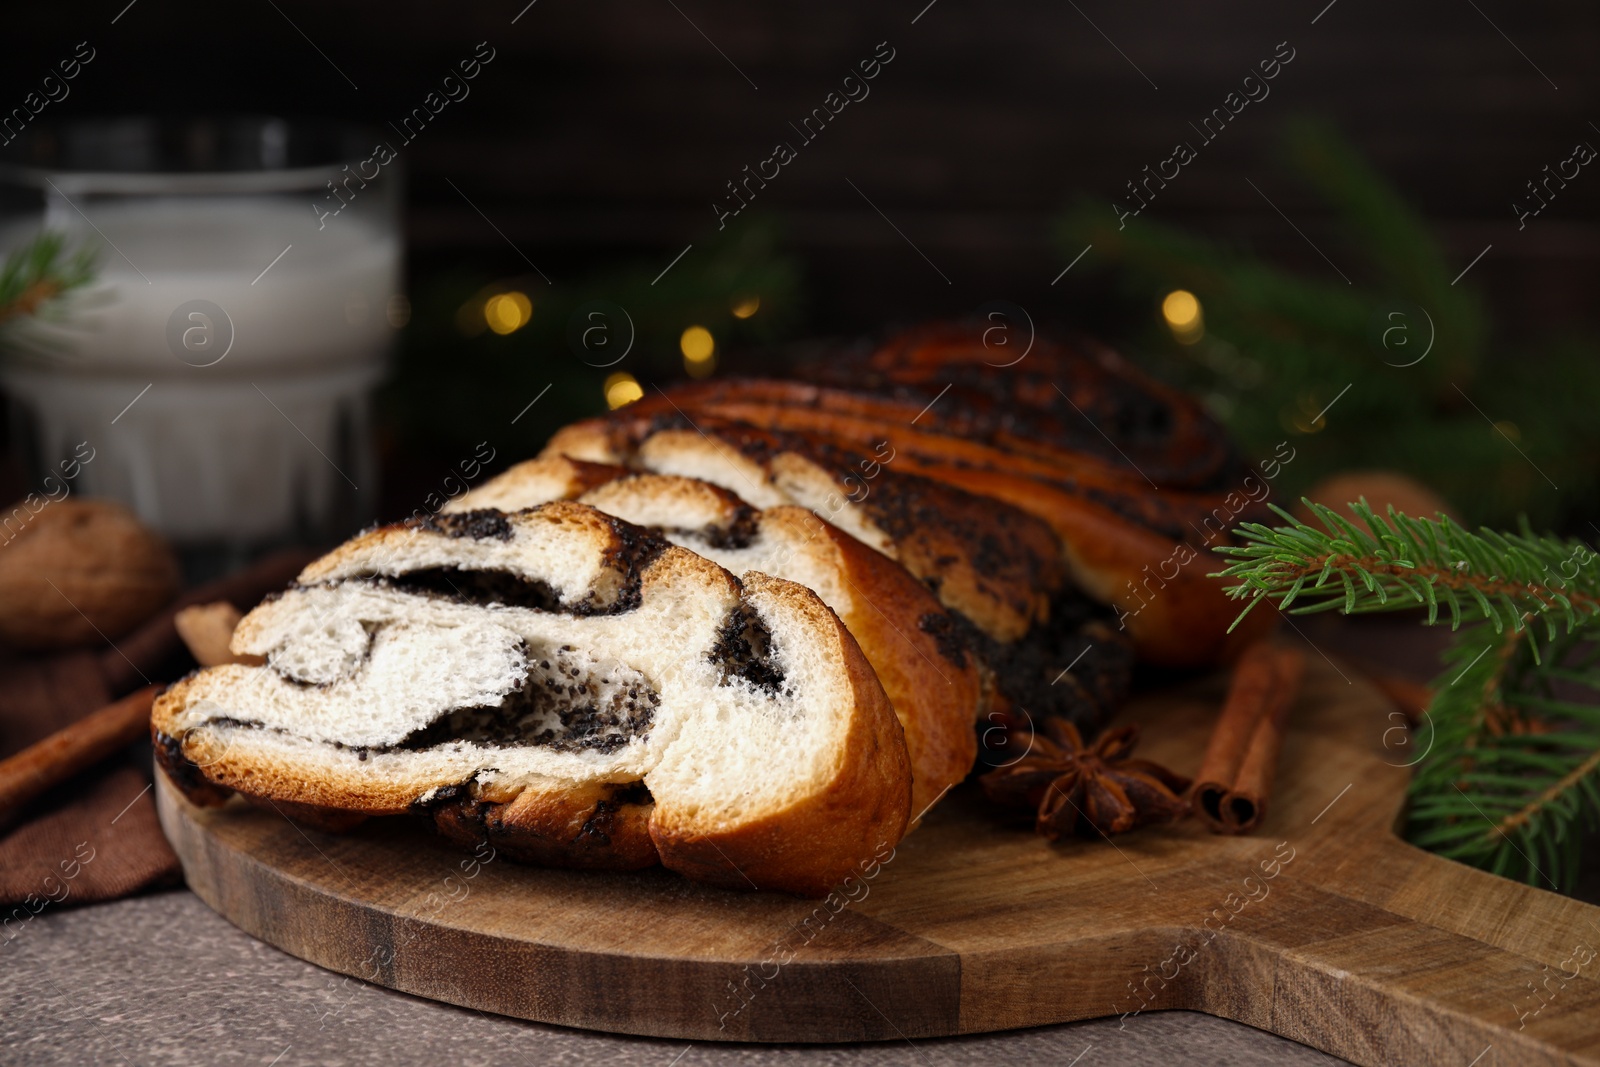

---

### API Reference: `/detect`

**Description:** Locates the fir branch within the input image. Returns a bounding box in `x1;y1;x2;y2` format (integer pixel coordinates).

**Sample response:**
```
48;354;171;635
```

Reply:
1214;500;1600;892
1493;746;1600;839
0;231;96;331
1213;500;1600;656
1406;622;1600;892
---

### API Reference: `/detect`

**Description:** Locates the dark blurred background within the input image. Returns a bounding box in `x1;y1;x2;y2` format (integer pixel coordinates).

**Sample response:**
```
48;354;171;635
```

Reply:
3;0;1598;529
4;1;1589;326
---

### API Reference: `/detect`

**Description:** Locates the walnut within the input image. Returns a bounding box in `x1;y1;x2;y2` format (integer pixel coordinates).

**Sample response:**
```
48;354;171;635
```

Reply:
0;499;180;650
1298;471;1457;525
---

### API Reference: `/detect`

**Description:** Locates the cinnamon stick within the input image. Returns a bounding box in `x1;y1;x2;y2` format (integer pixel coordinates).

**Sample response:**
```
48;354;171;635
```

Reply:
0;686;159;821
1191;641;1281;829
1222;646;1305;833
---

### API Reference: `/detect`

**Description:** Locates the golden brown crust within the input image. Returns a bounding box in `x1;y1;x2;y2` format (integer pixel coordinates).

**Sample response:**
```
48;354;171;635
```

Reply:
887;458;1275;667
153;692;669;872
432;781;660;870
152;712;237;809
543;421;631;465
152;675;433;814
643;398;1236;544
761;506;981;822
648;572;912;897
714;424;1065;643
542;419;1065;644
807;323;1239;490
448;455;628;513
583;471;758;537
558;323;1271;668
296;498;641;588
153;718;374;833
823;463;1062;645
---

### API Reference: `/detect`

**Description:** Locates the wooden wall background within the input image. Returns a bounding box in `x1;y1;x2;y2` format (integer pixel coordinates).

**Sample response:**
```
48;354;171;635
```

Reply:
3;0;1596;337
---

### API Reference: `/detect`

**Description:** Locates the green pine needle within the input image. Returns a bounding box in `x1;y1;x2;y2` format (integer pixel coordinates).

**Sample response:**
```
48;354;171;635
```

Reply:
1214;499;1600;653
1216;500;1600;892
0;231;96;330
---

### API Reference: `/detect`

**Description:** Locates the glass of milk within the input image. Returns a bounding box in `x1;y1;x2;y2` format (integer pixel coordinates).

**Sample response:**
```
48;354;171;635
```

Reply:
0;117;401;553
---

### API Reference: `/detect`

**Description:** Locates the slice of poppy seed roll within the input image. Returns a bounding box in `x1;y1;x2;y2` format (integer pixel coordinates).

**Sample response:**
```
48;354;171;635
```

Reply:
152;501;912;897
447;466;986;821
498;431;1136;732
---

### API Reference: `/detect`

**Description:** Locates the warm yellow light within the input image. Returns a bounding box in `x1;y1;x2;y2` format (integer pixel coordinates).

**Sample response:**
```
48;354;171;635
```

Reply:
484;291;532;335
680;325;715;362
1162;290;1199;328
1162;289;1205;345
604;372;643;409
1494;420;1521;442
731;295;760;319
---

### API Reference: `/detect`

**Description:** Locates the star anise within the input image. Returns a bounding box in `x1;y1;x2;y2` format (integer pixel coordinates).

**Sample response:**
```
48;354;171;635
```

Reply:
980;718;1191;840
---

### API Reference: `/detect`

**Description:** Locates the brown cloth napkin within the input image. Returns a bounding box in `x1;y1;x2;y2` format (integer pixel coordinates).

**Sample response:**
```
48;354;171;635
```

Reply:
0;550;317;910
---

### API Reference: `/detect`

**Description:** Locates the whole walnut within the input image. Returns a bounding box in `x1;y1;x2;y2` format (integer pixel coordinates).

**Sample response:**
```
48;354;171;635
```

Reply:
0;499;180;650
1298;470;1458;527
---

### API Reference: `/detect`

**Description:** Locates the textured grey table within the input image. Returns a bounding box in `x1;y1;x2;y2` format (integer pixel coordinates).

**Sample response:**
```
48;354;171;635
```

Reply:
0;889;1349;1067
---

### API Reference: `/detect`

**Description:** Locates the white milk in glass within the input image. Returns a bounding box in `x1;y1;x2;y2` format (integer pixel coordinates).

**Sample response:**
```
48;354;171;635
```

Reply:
1;185;399;544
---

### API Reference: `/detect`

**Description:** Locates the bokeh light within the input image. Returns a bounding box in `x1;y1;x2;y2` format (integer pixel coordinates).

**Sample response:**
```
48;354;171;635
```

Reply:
680;325;716;378
604;371;643;409
680;325;714;361
1162;289;1204;344
484;291;532;335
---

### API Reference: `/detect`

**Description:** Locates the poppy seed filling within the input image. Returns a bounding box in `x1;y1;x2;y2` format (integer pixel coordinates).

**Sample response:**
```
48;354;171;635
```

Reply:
400;643;659;754
708;604;785;695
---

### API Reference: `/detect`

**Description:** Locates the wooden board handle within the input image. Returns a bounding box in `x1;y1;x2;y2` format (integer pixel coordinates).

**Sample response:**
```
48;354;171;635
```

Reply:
1230;840;1600;1066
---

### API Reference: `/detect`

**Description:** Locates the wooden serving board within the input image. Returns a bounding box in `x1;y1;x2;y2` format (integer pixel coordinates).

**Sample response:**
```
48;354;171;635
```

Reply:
157;657;1600;1063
